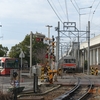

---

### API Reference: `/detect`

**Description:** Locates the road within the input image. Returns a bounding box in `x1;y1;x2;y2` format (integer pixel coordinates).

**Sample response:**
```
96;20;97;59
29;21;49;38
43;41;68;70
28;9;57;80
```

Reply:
0;73;100;93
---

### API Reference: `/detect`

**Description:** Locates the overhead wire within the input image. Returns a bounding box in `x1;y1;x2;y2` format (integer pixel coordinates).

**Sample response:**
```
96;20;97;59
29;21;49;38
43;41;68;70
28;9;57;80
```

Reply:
70;0;79;14
88;0;95;21
58;0;67;20
51;0;65;22
65;0;69;22
73;0;79;9
91;1;100;23
47;0;63;23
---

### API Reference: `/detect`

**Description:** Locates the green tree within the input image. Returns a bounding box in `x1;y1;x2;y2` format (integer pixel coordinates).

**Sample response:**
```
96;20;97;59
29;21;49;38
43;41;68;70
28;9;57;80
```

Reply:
0;44;8;57
9;32;48;67
84;60;87;70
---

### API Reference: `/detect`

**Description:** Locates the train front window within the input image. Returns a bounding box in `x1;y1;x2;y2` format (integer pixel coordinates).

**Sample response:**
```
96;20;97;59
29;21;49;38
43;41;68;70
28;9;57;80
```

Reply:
64;59;76;63
0;60;4;68
5;59;19;68
0;60;1;66
64;59;69;63
70;59;75;63
2;63;4;68
70;59;76;63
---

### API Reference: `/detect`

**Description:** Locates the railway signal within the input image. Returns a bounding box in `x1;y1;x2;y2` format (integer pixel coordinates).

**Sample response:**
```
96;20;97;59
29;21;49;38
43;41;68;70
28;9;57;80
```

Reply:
36;37;43;42
45;53;48;58
41;67;44;82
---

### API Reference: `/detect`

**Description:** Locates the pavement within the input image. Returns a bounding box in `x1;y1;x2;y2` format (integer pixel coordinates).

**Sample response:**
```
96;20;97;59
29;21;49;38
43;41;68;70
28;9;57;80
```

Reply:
2;73;100;93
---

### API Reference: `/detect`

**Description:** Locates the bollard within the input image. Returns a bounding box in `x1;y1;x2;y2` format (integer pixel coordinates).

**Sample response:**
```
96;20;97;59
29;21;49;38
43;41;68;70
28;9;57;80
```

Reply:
13;88;17;100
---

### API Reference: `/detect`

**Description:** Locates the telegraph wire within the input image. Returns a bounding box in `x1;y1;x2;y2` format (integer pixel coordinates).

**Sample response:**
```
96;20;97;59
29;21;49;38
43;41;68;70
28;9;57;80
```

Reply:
73;0;79;9
91;1;100;23
65;0;69;22
70;0;79;14
88;0;95;21
51;0;65;22
47;0;63;23
58;0;67;20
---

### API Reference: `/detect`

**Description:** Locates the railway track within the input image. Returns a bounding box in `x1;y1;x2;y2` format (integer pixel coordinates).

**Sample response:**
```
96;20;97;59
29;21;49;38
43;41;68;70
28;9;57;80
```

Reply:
54;77;93;100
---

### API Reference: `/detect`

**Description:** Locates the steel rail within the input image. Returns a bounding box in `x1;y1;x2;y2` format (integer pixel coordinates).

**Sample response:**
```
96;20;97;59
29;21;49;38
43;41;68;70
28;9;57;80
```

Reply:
54;77;80;100
77;77;93;100
54;77;93;100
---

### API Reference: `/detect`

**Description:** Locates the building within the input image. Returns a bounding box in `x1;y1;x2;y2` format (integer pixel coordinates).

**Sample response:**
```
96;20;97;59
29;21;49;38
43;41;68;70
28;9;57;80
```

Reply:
80;34;100;69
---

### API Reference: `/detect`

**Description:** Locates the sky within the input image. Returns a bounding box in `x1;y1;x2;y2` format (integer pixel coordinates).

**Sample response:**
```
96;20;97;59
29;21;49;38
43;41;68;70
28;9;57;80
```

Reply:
0;0;100;51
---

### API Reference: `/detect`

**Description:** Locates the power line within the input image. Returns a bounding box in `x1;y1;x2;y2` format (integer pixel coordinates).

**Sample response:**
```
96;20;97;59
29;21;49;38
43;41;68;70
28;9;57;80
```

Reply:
70;0;79;14
88;0;95;21
47;0;63;23
73;0;79;9
91;1;100;23
58;0;67;20
65;0;69;22
51;0;65;22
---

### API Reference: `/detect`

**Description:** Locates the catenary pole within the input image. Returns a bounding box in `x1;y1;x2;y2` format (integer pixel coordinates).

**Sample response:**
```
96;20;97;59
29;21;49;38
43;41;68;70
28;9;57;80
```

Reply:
87;21;90;74
30;31;32;77
57;22;60;69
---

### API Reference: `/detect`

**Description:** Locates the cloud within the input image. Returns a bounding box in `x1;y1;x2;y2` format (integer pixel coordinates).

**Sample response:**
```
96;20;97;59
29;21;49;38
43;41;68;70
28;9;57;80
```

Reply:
0;0;100;50
0;39;21;45
0;0;56;23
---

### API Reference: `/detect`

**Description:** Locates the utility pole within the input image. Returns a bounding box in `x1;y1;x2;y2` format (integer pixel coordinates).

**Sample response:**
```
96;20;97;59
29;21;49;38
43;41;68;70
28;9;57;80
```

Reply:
46;25;52;68
0;25;2;37
30;31;33;77
46;25;52;39
77;31;80;71
55;22;60;70
57;22;60;69
87;21;90;74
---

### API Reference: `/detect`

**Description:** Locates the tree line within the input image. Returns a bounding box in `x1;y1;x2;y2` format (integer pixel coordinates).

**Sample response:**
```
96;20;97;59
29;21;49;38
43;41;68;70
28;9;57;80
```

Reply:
1;32;48;68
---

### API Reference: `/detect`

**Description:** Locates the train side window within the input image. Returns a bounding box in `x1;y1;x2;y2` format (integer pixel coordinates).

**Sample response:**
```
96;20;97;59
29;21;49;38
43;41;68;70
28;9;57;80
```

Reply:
2;63;4;68
0;60;1;66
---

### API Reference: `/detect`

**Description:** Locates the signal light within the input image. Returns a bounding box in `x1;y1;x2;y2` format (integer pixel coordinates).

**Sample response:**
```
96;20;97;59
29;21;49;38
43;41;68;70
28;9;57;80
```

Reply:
41;38;43;41
50;53;53;55
52;38;55;41
36;38;43;42
50;53;53;59
46;46;49;54
52;42;55;46
36;38;40;42
45;53;48;58
47;48;49;53
52;48;54;53
52;35;55;41
52;55;55;61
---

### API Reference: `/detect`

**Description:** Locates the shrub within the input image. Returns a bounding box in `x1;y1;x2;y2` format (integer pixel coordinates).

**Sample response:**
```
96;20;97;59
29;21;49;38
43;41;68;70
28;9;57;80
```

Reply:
84;60;87;70
0;91;13;100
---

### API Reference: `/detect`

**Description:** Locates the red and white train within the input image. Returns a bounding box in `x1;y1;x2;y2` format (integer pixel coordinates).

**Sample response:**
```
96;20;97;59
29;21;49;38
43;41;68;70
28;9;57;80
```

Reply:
0;57;19;75
59;55;76;72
